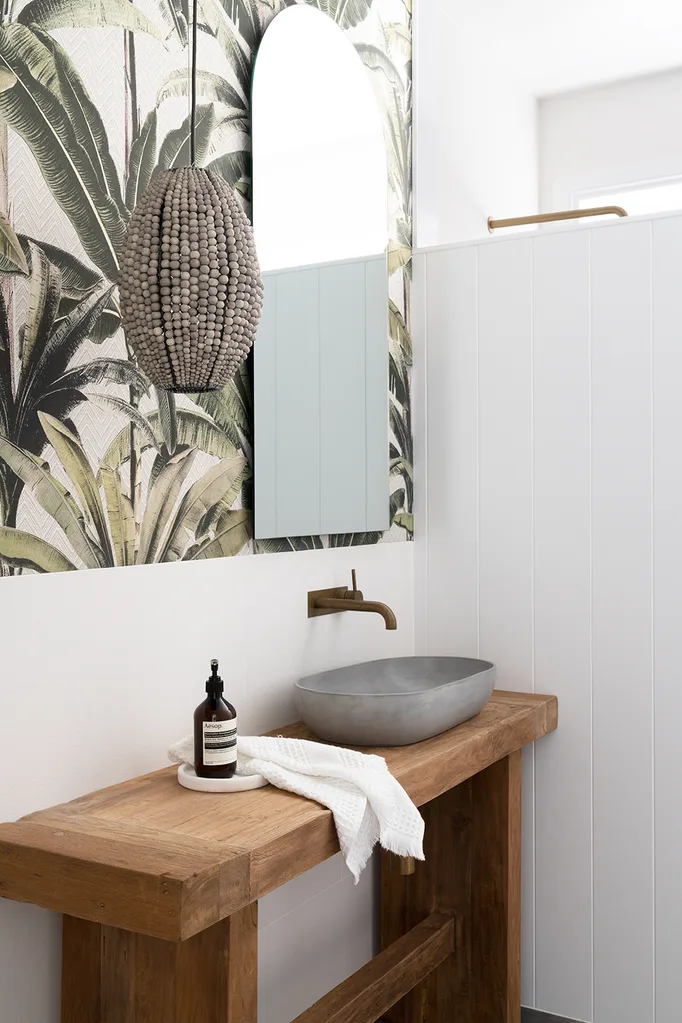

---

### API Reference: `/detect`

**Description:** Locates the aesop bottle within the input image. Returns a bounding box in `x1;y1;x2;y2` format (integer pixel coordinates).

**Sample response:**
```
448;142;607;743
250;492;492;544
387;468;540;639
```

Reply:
194;660;237;779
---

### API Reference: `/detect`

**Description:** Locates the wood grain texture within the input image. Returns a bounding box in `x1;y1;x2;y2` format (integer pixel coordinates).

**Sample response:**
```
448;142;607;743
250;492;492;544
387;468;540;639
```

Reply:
293;913;454;1023
471;750;522;1023
0;818;249;941
61;903;258;1023
382;751;523;1023
381;864;408;1023
225;903;259;1023
132;932;175;1023
101;926;136;1023
0;693;556;941
61;916;102;1023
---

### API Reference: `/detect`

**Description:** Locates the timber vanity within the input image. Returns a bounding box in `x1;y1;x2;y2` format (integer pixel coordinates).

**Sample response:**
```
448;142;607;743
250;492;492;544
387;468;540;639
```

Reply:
0;690;557;1023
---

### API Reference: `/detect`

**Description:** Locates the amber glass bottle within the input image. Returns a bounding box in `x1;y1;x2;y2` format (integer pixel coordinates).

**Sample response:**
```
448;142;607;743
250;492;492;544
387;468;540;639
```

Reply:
194;660;237;779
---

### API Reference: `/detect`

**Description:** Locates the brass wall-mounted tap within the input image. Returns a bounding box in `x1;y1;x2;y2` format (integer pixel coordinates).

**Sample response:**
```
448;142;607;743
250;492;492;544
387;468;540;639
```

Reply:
308;570;397;630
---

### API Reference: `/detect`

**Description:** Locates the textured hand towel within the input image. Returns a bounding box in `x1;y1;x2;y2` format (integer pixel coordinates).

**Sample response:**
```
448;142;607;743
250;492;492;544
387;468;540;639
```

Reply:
168;734;425;882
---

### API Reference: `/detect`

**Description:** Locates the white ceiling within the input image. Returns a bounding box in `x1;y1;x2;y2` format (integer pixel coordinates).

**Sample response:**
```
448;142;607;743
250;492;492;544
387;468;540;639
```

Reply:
445;0;682;96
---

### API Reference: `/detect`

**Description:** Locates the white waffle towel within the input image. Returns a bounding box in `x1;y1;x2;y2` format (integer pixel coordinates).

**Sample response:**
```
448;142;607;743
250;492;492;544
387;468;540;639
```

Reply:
168;734;425;882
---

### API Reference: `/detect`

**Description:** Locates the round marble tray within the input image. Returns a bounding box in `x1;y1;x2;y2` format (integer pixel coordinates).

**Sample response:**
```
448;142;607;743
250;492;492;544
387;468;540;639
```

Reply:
177;764;269;793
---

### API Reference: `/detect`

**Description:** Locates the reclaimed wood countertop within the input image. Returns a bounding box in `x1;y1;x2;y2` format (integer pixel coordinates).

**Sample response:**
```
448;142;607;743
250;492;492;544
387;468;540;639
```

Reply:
0;690;557;942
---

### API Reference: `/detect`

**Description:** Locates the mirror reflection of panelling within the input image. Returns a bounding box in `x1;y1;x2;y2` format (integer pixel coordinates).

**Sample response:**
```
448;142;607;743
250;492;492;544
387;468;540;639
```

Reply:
256;255;388;539
252;5;389;540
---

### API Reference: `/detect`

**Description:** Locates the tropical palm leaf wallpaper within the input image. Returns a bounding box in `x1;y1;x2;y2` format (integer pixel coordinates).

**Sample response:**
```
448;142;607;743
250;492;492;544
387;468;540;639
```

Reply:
0;0;412;574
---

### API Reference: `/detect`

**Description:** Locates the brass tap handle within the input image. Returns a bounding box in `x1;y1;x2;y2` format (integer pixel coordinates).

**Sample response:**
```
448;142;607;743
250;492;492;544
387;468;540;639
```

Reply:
347;569;363;601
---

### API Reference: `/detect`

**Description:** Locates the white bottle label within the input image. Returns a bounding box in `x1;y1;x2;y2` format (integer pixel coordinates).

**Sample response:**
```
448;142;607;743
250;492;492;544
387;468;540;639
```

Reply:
202;718;237;766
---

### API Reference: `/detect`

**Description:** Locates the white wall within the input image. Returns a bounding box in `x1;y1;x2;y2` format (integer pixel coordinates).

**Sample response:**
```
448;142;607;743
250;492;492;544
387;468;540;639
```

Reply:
0;541;414;1023
539;67;682;211
416;212;682;1023
414;1;538;248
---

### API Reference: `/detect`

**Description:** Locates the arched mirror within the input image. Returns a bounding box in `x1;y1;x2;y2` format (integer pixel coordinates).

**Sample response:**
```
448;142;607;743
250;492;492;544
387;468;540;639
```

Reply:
252;6;388;539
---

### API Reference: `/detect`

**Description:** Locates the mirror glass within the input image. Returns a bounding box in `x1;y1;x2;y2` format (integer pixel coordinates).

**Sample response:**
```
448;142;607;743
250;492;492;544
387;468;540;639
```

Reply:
252;6;388;540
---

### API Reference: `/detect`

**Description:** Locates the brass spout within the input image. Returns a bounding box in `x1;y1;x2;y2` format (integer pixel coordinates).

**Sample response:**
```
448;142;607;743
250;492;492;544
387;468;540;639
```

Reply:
308;570;398;630
488;205;628;232
313;595;398;630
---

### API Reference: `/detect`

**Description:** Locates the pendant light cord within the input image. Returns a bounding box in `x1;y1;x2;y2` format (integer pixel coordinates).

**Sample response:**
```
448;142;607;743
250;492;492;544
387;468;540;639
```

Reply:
190;0;199;166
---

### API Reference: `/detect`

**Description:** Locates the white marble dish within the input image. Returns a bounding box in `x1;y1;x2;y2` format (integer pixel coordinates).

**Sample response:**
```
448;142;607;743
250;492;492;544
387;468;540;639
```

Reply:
177;764;269;792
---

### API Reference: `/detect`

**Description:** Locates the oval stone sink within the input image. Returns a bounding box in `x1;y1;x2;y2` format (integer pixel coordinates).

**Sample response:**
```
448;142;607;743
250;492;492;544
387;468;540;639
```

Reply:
294;656;496;747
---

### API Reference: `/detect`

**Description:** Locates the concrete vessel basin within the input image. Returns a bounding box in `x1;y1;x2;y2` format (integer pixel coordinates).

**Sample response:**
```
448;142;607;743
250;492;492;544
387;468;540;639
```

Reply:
294;656;496;746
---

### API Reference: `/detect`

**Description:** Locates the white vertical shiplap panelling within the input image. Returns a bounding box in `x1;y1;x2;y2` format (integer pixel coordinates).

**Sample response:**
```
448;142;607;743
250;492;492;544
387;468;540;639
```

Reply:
591;220;654;1023
411;254;427;654
422;213;682;1023
532;229;593;1022
425;246;479;656
652;216;682;1023
253;275;278;539
255;255;388;539
275;269;321;538
365;257;390;531
319;260;368;534
412;251;429;655
477;238;536;1007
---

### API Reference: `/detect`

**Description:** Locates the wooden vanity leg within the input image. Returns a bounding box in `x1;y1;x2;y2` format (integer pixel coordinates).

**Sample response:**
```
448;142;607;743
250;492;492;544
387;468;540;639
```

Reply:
381;750;522;1023
61;902;258;1023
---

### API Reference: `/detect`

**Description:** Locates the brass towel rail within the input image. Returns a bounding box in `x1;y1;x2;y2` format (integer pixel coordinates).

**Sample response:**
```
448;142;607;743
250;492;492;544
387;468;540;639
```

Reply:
488;206;628;232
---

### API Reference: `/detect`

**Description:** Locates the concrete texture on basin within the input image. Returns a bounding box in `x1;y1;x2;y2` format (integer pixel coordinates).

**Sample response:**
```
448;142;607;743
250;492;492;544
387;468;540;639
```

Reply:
295;656;496;746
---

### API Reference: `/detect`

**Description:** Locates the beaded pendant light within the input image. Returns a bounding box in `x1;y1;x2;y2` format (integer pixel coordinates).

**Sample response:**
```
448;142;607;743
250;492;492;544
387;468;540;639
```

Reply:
119;1;263;392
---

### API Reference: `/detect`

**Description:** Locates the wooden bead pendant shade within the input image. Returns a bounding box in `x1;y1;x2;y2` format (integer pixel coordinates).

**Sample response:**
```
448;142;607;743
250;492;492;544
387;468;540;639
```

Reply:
119;0;263;392
119;167;263;392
